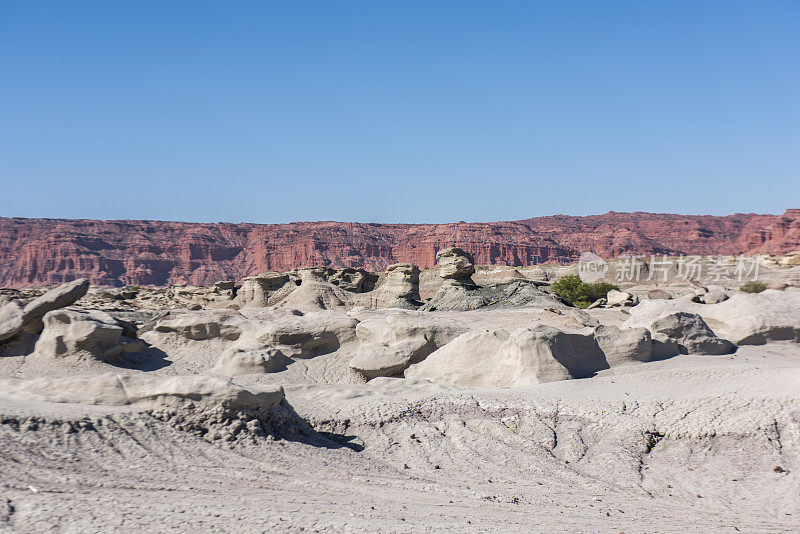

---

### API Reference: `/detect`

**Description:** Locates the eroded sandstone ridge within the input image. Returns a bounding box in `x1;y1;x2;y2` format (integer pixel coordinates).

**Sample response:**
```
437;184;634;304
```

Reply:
1;210;798;287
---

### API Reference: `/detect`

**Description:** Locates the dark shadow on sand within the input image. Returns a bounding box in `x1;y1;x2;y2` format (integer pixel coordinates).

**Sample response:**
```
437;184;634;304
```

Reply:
271;400;365;452
114;345;172;371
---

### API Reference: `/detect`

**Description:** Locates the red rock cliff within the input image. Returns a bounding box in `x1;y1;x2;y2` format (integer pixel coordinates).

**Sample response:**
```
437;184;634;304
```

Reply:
0;211;797;287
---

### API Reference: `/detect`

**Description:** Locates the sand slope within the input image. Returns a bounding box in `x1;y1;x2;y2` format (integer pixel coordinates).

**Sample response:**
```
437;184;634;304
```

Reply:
1;344;798;532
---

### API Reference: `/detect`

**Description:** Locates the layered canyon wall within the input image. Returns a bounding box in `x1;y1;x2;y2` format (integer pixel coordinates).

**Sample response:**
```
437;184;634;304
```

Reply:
1;210;797;287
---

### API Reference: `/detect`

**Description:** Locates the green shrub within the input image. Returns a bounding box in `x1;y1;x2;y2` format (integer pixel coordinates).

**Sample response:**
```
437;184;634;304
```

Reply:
550;274;619;308
740;280;767;294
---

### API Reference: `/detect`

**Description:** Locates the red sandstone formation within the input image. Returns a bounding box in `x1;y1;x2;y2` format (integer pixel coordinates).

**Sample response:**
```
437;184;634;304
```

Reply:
0;211;797;288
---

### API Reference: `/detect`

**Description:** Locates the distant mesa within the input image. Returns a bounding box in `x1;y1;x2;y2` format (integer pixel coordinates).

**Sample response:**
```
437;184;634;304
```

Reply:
0;210;797;288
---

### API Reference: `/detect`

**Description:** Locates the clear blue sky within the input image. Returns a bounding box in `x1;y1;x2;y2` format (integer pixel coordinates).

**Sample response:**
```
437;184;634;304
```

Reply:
1;1;798;224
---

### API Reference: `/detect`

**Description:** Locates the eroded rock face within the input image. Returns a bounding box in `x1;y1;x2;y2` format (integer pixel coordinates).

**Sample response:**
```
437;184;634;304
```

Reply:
273;276;352;311
21;278;90;334
405;329;512;386
374;263;421;309
593;325;653;365
421;247;575;312
151;310;249;341
1;211;797;287
0;301;24;343
512;326;610;383
405;326;610;387
1;280;97;345
321;268;378;293
250;311;359;358
647;289;671;300
212;347;290;376
33;309;124;362
420;283;489;312
349;312;467;379
700;288;728;304
404;321;664;387
436;247;476;283
167;281;237;309
625;311;735;356
0;375;288;441
606;290;639;308
421;279;568;313
624;291;800;346
420;248;482;311
235;272;289;307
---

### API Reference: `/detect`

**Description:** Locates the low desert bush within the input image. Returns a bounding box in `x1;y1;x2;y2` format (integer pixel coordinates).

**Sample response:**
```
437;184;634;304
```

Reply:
740;280;767;293
550;274;619;308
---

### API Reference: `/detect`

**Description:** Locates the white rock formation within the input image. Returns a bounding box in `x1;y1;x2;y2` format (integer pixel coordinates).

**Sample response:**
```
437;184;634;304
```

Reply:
33;309;125;362
235;272;289;307
700;286;729;304
0;374;285;422
593;324;653;365
348;312;466;378
625;290;800;345
248;311;359;358
436;247;476;282
405;326;608;386
212;346;290;376
606;289;639;307
151;309;250;341
22;278;90;333
273;273;352;311
0;301;24;343
375;263;421;309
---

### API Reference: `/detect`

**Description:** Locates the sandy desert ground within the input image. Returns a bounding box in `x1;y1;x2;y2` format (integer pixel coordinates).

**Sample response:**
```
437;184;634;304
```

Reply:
1;250;799;533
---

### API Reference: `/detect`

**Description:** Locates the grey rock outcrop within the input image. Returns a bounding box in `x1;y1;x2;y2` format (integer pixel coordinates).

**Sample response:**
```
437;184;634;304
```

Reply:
700;287;728;304
647;289;671;300
167;281;237;309
0;301;24;343
249;311;359;358
33;309;125;362
151;310;249;341
212;346;290;376
274;275;352;311
285;268;377;294
624;291;800;346
21;278;90;333
422;278;569;313
0;375;287;441
593;325;652;365
349;312;466;379
421;248;570;312
436;247;476;284
235;272;290;307
404;321;664;387
405;326;610;386
420;283;489;312
682;286;709;303
420;248;482;311
374;263;421;309
0;374;284;410
1;279;91;343
627;311;736;356
606;290;639;308
323;268;378;293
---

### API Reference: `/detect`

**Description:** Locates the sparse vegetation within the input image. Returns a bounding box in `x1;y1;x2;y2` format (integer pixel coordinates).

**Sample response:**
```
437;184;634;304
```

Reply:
740;280;767;294
550;274;619;308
